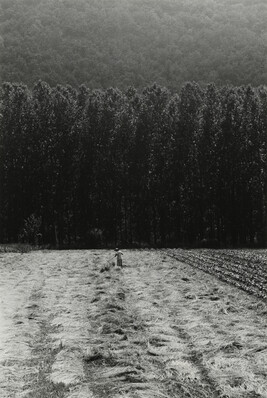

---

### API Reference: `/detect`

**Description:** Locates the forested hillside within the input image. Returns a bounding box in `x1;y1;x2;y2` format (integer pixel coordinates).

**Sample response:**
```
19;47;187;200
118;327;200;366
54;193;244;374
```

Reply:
0;82;266;247
0;0;266;88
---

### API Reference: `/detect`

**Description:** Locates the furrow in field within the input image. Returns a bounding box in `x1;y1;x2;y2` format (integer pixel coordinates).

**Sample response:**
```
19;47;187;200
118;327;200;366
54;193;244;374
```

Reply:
165;249;267;300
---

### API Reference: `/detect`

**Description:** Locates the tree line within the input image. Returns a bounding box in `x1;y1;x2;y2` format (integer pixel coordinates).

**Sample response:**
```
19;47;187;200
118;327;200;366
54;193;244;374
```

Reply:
0;81;266;248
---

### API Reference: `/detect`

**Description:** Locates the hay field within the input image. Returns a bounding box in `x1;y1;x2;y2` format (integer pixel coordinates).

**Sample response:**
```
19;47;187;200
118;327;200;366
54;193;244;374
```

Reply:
0;249;267;398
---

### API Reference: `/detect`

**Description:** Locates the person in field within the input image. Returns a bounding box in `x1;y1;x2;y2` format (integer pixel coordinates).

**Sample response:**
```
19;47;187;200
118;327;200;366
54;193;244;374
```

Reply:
114;248;123;267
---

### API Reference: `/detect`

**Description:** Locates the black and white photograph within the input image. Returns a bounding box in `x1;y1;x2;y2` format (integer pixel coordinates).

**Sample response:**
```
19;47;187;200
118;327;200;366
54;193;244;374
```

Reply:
0;0;267;397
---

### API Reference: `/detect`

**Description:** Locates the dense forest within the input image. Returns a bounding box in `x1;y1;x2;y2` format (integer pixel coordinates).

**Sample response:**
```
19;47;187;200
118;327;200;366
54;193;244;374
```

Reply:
0;0;267;88
0;81;266;247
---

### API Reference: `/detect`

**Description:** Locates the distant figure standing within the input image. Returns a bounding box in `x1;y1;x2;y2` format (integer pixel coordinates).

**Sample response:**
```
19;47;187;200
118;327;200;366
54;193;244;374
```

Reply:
114;248;123;267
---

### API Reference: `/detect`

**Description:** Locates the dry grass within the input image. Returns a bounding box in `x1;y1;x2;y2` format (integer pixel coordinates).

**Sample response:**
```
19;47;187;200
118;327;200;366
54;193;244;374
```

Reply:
0;249;267;397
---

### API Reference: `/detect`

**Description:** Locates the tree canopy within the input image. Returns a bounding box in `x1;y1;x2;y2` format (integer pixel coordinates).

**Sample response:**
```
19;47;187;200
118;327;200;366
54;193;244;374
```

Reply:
0;0;266;88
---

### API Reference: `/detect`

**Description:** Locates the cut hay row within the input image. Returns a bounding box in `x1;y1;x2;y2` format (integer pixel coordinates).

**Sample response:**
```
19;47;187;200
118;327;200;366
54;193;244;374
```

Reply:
121;254;224;398
0;253;42;398
1;251;99;398
165;249;267;301
41;251;99;397
1;249;267;397
80;249;267;398
79;254;170;398
125;250;267;398
71;251;222;397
